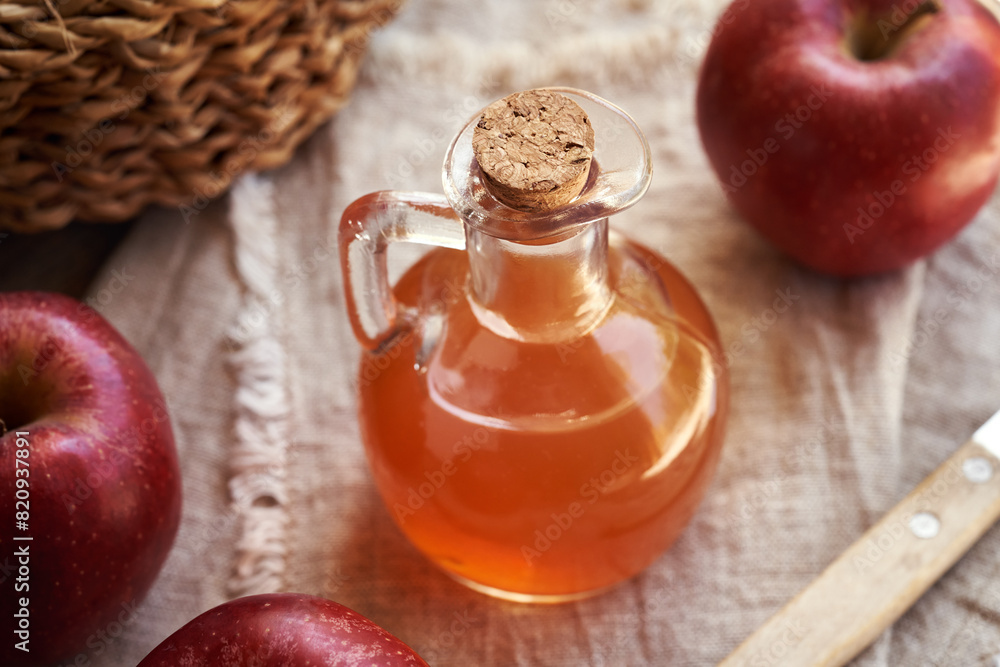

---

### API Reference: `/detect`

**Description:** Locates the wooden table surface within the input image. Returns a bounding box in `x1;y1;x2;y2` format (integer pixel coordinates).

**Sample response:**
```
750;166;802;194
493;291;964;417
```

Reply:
0;220;136;297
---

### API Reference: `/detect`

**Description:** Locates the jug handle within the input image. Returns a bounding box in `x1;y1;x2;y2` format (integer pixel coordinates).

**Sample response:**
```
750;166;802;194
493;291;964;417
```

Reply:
339;191;466;350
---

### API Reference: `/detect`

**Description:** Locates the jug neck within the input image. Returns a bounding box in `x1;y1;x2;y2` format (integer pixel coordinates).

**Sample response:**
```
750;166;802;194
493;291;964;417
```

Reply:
465;219;612;343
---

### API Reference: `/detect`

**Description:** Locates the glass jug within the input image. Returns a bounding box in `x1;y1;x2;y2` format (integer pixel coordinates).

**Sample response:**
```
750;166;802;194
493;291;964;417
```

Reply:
339;88;728;602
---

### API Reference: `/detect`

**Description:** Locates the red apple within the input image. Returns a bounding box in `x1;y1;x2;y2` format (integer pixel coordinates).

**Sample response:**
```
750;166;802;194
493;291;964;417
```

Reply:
0;291;181;666
138;593;430;666
696;0;1000;276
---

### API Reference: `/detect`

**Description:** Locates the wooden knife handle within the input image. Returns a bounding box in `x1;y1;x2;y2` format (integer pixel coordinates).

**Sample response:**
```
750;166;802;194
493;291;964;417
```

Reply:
719;437;1000;667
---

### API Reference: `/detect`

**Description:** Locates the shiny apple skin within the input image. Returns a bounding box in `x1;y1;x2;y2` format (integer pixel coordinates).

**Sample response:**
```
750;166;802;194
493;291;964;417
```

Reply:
696;0;1000;276
0;291;181;666
137;593;430;667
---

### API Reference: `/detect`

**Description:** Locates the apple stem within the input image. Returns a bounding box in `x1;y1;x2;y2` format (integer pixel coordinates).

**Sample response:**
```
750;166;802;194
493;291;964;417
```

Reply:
0;418;7;436
850;0;940;61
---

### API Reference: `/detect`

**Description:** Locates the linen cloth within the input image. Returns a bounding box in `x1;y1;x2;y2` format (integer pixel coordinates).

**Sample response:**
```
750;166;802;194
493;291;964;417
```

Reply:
82;0;1000;664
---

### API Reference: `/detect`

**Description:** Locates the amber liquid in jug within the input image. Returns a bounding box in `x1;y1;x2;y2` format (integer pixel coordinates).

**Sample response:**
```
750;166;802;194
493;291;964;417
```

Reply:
341;89;728;602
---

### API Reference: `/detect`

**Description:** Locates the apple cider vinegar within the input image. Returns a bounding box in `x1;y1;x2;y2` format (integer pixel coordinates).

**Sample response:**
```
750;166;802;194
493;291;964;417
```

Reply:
341;89;728;601
357;236;727;600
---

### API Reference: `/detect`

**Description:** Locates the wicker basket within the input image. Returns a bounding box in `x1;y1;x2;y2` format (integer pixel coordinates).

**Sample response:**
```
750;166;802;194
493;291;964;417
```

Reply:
0;0;402;232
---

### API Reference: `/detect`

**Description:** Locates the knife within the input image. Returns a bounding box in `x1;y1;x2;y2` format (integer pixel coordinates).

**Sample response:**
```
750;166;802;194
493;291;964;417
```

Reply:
719;409;1000;667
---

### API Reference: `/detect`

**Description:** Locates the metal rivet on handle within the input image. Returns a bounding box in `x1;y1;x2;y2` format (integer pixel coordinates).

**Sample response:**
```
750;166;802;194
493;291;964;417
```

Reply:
909;512;940;539
963;457;994;484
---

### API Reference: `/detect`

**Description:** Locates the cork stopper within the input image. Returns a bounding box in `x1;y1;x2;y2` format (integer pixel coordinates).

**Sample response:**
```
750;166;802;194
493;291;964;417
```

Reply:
472;90;595;211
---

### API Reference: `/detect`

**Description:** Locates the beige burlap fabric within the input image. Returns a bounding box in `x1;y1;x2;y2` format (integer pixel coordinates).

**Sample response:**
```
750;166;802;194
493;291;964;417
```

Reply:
82;1;1000;665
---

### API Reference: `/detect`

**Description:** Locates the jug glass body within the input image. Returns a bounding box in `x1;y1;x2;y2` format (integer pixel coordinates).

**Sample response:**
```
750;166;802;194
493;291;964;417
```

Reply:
340;89;728;601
